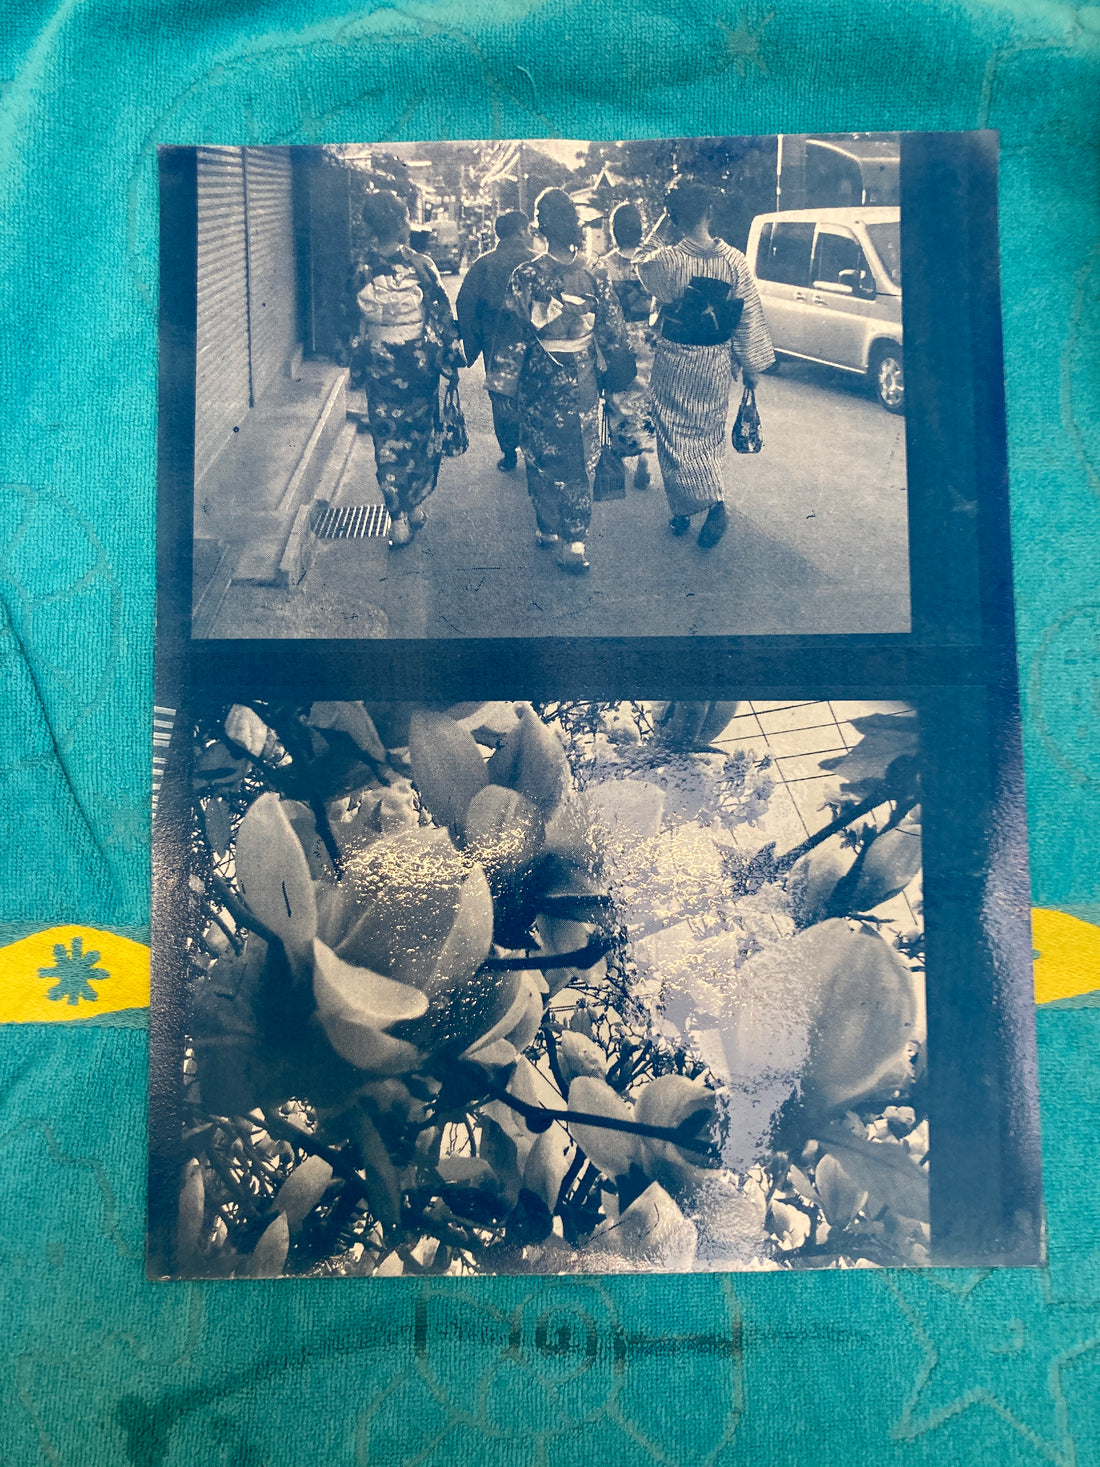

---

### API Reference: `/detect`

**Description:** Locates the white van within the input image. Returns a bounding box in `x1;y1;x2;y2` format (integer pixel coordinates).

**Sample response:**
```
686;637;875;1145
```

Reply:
745;207;903;413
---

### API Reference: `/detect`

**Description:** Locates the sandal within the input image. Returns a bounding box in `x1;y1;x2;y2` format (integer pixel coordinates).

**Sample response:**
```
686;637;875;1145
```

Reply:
669;515;691;536
535;531;560;550
696;502;728;549
388;513;412;548
408;506;427;531
557;540;590;574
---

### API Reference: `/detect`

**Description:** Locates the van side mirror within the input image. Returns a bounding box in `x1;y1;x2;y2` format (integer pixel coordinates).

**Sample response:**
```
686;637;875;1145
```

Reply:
839;267;877;299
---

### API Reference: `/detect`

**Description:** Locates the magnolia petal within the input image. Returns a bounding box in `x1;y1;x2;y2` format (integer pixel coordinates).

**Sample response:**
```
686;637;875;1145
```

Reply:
238;1212;290;1278
408;710;489;830
556;1030;608;1085
341;829;493;997
319;1012;424;1075
428;861;494;997
523;1122;575;1210
235;793;317;956
486;705;569;815
847;827;922;912
813;1152;868;1231
635;1075;717;1187
797;920;926;1113
312;940;428;1027
461;784;544;878
460;972;544;1070
593;1181;698;1269
275;1154;334;1228
566;1076;640;1179
307;701;386;760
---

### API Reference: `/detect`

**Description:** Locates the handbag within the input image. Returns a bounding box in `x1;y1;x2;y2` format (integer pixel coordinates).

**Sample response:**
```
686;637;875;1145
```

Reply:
593;408;626;501
596;342;638;395
732;384;763;453
440;377;468;457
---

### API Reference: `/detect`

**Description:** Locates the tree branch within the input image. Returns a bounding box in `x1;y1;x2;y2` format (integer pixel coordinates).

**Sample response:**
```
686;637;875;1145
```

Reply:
487;1087;715;1156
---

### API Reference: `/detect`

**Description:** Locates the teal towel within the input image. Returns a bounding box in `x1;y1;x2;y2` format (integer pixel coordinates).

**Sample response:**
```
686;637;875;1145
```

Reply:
0;1;1097;1462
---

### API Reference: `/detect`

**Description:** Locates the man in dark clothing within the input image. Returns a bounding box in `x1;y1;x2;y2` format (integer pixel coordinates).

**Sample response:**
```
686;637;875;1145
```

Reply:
456;210;537;471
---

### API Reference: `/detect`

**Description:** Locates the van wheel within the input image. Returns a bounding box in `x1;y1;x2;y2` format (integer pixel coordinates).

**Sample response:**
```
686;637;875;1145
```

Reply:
870;343;904;413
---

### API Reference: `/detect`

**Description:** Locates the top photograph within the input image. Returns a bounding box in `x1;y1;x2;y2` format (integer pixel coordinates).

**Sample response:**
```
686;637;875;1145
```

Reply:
181;135;912;640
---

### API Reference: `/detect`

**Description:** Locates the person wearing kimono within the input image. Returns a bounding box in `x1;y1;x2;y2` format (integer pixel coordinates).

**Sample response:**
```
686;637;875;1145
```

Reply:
635;180;775;549
487;189;634;574
599;202;657;491
353;190;464;548
454;210;537;472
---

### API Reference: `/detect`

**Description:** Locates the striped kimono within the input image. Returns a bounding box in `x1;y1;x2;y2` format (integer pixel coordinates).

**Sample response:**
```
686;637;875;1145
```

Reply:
635;237;775;518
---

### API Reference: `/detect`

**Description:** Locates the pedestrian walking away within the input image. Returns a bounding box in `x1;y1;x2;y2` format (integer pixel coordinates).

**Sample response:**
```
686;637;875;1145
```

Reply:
454;209;538;473
487;188;635;575
635;180;775;549
352;190;465;548
600;202;657;492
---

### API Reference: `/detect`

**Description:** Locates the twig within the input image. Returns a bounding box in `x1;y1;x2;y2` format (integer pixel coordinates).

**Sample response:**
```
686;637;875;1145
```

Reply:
484;935;613;972
487;1088;714;1156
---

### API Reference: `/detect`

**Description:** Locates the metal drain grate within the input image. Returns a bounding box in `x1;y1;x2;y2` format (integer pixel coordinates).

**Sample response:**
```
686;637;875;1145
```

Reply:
314;504;391;540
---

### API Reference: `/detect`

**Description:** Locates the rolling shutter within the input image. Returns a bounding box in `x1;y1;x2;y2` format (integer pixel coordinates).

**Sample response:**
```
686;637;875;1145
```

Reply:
195;147;251;483
244;148;297;403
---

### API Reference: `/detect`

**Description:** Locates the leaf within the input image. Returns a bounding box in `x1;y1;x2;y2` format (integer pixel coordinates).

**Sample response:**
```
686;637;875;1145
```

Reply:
235;793;318;959
657;701;741;750
176;1159;205;1270
523;1123;575;1210
486;705;569;816
238;1213;289;1279
313;939;426;1075
566;1076;640;1180
461;784;544;879
341;828;494;998
408;709;489;829
812;1152;867;1229
307;702;386;760
274;1154;335;1228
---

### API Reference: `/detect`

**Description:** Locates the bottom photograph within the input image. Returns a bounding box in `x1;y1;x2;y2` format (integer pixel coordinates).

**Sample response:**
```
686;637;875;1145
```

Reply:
153;697;931;1278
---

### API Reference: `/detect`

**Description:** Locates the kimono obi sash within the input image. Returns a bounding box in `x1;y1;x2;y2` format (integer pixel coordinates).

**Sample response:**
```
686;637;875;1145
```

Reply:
660;275;745;346
358;264;426;346
531;289;597;355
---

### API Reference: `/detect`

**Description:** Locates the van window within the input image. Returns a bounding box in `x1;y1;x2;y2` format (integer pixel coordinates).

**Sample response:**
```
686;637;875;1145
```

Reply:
755;221;814;286
865;222;901;286
812;229;866;286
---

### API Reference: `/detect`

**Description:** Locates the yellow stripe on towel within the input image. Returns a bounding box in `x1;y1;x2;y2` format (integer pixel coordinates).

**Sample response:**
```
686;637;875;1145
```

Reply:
1032;909;1100;1005
0;927;150;1022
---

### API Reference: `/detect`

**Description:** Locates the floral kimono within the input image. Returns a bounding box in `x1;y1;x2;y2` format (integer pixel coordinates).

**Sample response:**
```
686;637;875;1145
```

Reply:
487;252;631;540
599;246;657;458
354;246;464;518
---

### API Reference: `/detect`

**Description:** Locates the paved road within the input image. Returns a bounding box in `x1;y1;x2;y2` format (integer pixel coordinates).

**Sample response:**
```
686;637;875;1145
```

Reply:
216;270;911;640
